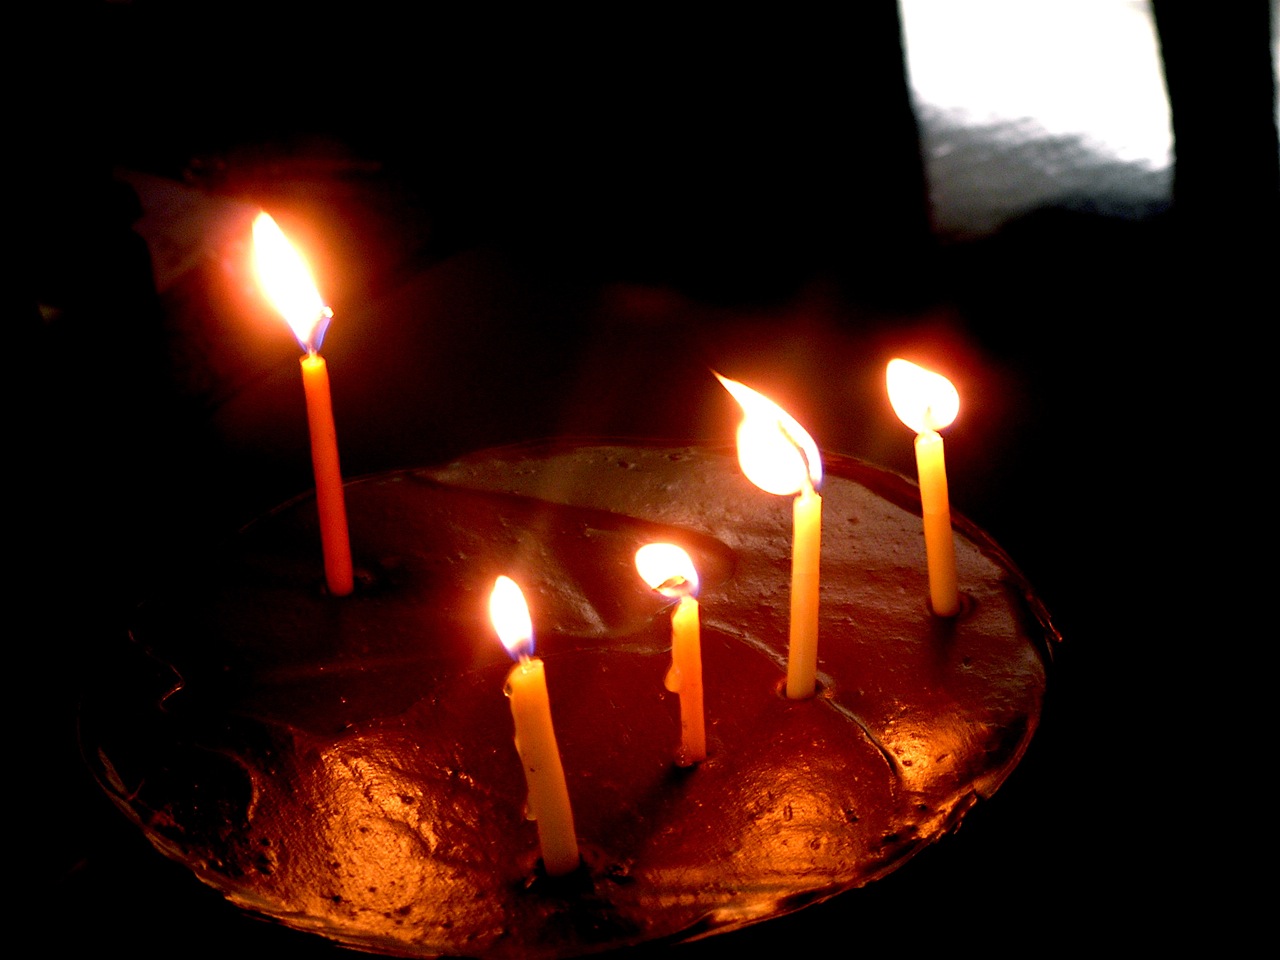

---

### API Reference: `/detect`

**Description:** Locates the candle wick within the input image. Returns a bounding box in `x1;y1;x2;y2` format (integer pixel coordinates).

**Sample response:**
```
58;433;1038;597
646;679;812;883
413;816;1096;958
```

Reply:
781;422;819;492
923;404;939;434
303;307;334;355
657;575;693;599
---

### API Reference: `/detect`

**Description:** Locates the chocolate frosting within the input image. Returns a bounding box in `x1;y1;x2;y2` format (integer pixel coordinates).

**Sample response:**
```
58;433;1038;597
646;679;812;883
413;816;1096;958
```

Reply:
83;441;1055;958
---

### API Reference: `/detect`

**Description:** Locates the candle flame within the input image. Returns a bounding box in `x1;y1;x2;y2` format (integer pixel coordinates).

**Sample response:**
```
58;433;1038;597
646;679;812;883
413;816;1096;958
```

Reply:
491;575;534;658
716;373;822;495
252;212;332;353
886;359;960;434
635;543;699;598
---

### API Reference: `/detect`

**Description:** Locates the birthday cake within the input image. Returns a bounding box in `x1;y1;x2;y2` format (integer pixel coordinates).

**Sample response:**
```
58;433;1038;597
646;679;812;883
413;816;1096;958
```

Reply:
83;440;1056;958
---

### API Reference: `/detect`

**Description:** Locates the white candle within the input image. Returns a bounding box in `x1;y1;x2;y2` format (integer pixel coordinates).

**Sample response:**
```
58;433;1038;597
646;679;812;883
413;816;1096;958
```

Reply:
491;576;580;876
716;374;824;698
635;543;705;764
887;358;961;617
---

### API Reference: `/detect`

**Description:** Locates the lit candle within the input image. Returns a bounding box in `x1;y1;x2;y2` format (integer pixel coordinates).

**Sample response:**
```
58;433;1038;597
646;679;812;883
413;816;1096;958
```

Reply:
716;374;823;699
490;576;580;877
886;358;961;617
635;543;705;765
252;213;353;597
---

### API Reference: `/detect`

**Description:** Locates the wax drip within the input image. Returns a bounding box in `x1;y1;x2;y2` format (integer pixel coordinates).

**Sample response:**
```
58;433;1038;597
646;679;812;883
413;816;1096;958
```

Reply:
664;663;682;693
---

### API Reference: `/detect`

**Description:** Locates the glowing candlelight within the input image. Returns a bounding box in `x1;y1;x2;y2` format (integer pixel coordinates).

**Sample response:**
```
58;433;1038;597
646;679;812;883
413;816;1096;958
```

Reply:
252;212;353;597
491;576;580;876
635;543;705;765
886;358;961;616
716;374;823;699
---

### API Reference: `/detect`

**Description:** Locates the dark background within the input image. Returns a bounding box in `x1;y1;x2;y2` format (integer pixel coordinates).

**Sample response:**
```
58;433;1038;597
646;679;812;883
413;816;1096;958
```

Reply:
26;2;1277;954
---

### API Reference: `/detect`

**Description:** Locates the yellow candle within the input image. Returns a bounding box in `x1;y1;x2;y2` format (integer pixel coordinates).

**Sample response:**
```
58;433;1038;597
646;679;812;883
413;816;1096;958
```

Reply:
253;212;353;597
915;430;959;616
636;543;705;764
491;576;580;877
788;482;822;698
887;359;961;617
668;596;706;763
716;374;824;699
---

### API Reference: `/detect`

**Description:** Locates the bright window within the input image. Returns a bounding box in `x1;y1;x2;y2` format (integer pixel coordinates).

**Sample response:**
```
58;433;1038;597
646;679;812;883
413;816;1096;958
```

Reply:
899;0;1174;237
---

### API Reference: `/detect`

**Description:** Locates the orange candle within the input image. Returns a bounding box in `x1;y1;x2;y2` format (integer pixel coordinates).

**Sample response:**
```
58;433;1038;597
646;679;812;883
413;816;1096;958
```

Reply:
635;543;705;765
886;358;961;617
252;213;353;597
716;374;823;699
300;352;353;596
491;576;580;876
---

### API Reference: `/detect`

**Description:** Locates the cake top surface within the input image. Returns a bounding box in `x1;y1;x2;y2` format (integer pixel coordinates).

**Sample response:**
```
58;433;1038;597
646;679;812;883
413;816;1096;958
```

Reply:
84;441;1055;958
